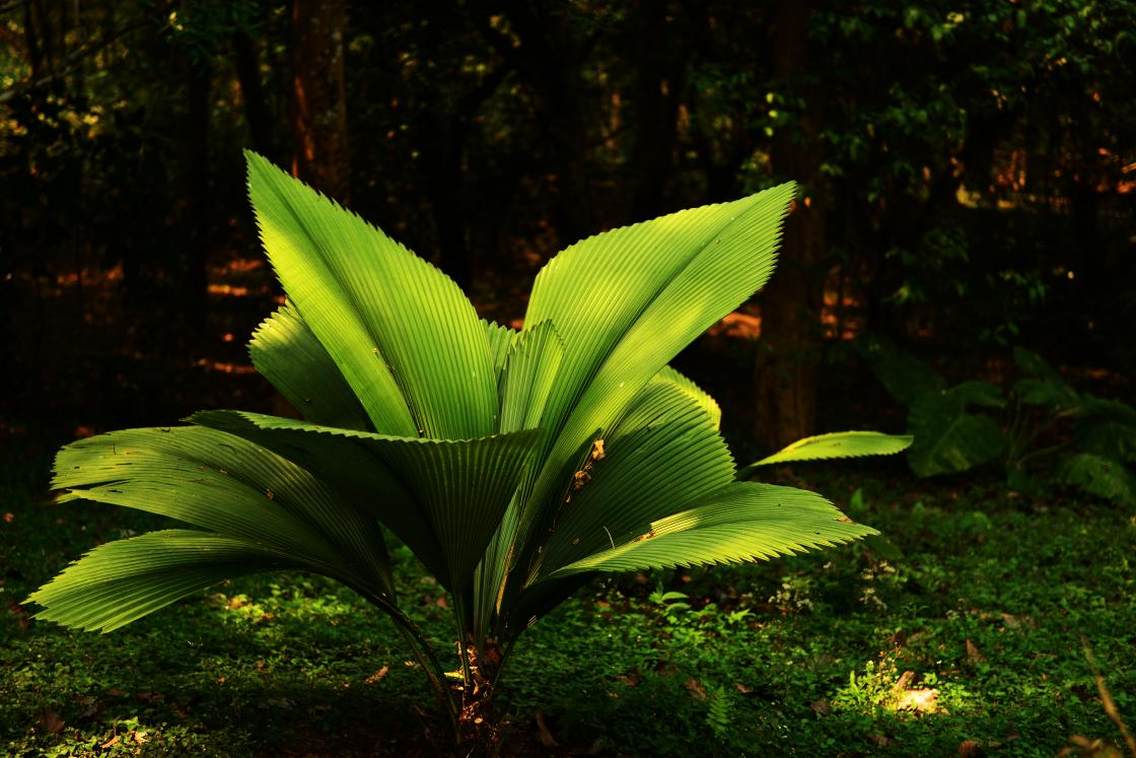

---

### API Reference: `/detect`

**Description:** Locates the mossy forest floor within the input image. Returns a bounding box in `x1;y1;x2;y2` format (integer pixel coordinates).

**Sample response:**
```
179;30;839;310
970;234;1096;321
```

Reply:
3;451;1134;756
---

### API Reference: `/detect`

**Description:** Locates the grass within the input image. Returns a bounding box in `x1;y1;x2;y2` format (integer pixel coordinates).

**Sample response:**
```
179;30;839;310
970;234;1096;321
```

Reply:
2;450;1135;756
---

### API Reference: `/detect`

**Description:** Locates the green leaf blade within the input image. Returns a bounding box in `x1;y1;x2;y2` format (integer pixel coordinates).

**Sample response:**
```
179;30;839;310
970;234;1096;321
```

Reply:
744;431;913;473
517;184;796;555
27;530;288;633
246;151;497;439
907;387;1005;477
190;410;537;591
547;482;876;576
249;304;372;430
534;378;735;581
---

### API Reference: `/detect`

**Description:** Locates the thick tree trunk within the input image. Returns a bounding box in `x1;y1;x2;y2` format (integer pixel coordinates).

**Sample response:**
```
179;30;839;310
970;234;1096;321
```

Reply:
753;0;824;451
290;0;349;200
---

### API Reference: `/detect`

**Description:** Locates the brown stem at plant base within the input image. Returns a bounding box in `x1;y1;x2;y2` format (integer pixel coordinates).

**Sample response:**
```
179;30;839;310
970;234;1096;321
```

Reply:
453;638;509;751
363;586;513;750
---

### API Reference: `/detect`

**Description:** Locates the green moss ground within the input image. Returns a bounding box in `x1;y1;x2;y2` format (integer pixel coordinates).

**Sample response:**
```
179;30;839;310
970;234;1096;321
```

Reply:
3;454;1134;756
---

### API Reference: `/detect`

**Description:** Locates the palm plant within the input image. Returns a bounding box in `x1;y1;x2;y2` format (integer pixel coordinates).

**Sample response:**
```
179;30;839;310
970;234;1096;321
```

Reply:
28;152;910;741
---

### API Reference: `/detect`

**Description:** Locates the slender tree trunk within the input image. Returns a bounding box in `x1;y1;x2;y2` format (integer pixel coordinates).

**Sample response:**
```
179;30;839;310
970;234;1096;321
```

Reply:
290;0;349;200
23;1;44;79
180;57;211;331
233;29;274;157
753;0;824;451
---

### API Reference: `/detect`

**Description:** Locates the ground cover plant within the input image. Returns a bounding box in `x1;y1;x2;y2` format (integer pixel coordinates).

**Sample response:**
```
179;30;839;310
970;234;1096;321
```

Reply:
22;153;909;745
5;458;1134;755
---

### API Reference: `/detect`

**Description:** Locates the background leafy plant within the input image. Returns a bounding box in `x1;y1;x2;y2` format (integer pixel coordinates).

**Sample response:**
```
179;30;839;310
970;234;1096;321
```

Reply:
861;337;1136;505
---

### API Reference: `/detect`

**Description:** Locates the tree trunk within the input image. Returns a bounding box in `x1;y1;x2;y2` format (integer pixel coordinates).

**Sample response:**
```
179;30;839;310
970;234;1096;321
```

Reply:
753;0;824;451
290;0;349;200
179;57;212;332
233;29;275;157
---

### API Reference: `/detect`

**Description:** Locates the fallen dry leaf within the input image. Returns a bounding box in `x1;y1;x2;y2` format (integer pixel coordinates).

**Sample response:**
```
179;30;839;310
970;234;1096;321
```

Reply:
966;639;985;664
684;677;708;701
365;665;390;685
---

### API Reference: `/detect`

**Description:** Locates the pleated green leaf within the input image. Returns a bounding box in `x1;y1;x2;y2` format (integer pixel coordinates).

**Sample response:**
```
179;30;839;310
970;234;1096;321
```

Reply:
249;303;372;430
51;427;393;598
518;183;796;550
740;431;912;475
246;151;497;439
498;321;564;434
547;482;877;576
188;410;445;583
484;318;518;377
653;365;721;429
533;379;734;581
27;530;289;632
472;319;561;635
190;410;537;591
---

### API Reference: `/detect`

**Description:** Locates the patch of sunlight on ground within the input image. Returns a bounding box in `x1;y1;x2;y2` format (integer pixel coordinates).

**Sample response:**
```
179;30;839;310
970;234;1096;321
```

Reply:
831;656;975;718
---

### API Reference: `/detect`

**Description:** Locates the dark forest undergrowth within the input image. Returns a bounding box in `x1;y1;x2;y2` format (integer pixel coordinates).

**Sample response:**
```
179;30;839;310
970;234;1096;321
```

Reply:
3;452;1134;756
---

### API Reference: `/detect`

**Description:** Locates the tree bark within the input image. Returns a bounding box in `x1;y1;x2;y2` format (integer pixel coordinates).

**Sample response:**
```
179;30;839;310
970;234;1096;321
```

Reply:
753;0;824;451
179;56;212;330
290;0;349;200
233;29;275;157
